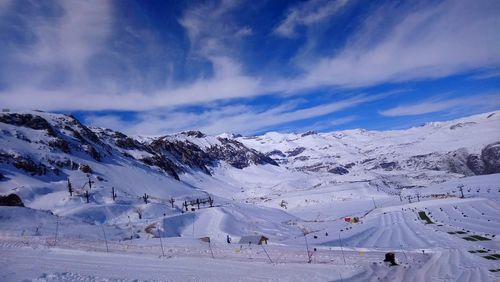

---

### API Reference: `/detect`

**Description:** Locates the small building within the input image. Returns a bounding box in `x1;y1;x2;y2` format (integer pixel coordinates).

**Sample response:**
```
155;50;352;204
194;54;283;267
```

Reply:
238;235;269;245
199;236;211;243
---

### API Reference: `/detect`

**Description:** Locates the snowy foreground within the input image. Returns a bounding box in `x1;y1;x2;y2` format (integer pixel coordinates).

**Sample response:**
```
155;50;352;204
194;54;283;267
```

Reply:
0;225;496;282
1;111;500;281
1;173;500;281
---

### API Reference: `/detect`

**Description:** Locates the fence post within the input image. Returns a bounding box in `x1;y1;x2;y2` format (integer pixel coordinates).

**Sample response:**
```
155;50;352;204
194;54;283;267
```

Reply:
158;229;165;257
101;225;109;252
208;238;215;259
54;220;59;246
339;230;346;264
261;245;273;264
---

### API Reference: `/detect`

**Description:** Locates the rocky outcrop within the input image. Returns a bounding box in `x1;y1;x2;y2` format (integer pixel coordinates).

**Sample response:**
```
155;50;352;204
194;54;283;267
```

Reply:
482;142;500;174
328;166;349;175
207;138;278;169
401;142;500;176
286;147;306;157
150;138;212;175
183;131;206;138
140;155;180;180
0;113;51;131
48;138;71;153
1;112;281;182
0;193;24;207
266;150;286;158
380;161;398;171
0;113;55;136
466;154;484;175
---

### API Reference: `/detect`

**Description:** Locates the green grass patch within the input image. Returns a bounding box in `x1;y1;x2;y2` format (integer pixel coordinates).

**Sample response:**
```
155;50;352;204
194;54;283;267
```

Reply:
463;235;491;241
483;255;498;260
489;269;500;272
448;231;456;234
456;231;467;234
469;250;488;254
492;254;500;259
418;211;434;224
470;235;491;241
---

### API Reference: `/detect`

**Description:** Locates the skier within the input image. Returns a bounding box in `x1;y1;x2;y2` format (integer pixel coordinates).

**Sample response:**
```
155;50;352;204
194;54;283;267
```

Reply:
226;234;231;244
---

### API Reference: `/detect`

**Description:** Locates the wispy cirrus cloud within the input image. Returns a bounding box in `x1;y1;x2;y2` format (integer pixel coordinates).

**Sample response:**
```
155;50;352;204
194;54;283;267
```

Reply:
379;93;500;117
0;0;499;134
292;0;500;89
86;93;386;136
1;0;112;90
469;69;500;80
274;0;349;38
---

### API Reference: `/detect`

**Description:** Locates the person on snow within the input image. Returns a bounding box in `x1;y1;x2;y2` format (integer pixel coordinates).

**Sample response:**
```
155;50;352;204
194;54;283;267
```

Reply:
226;234;231;244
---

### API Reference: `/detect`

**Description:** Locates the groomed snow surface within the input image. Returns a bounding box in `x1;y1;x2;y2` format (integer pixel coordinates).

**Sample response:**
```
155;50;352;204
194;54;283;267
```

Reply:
1;173;500;281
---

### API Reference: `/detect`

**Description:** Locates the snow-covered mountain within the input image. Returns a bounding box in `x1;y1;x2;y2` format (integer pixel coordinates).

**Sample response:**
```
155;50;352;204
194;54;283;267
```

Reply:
239;111;500;189
1;110;499;210
2;110;500;281
0;110;298;242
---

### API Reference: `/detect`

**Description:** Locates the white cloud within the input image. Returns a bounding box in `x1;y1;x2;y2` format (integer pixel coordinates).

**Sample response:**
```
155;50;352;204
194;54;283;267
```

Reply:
14;0;112;84
274;0;349;38
379;93;500;117
235;26;253;38
0;0;12;11
293;0;500;88
328;115;357;126
469;69;500;80
0;0;498;117
85;93;385;136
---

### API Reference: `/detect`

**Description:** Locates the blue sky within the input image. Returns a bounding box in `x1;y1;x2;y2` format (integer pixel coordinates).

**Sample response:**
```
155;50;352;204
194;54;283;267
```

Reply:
0;0;499;136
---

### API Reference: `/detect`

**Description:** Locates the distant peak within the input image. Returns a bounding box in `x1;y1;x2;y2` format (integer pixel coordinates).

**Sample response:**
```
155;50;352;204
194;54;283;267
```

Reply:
182;130;206;138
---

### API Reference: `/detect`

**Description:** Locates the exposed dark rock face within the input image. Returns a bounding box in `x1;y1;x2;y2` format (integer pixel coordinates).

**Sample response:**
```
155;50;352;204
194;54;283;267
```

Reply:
151;138;212;175
111;131;144;151
49;138;71;153
344;163;355;169
301;131;317;137
183;131;206;138
380;161;397;171
140;155;180;180
12;156;48;176
150;136;277;174
115;137;140;150
66;115;100;144
0;113;55;136
286;147;306;157
79;164;92;174
207;138;278;169
0;113;51;130
328;166;349;175
85;145;101;162
482;142;500;174
0;153;65;176
297;162;341;173
466;154;485;175
449;122;477;130
0;194;24;207
47;158;79;170
266;150;286;158
294;156;310;162
400;142;500;176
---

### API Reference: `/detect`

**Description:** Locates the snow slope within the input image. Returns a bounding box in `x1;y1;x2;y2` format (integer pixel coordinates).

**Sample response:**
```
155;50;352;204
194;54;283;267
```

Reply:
1;110;500;281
